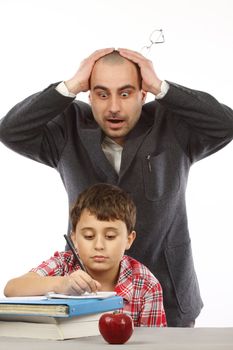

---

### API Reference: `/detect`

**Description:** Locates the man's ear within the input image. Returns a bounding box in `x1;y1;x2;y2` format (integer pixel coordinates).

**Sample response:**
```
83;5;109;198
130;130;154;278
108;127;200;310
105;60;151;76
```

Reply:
88;93;92;104
141;90;147;104
125;231;136;251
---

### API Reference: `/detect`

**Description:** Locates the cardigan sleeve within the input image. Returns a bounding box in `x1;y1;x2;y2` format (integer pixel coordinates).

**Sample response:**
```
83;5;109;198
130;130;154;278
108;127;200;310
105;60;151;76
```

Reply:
0;84;76;167
157;82;233;163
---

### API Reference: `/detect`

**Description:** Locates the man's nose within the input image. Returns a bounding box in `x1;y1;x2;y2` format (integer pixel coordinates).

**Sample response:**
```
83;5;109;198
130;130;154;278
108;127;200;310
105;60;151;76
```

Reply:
108;96;120;114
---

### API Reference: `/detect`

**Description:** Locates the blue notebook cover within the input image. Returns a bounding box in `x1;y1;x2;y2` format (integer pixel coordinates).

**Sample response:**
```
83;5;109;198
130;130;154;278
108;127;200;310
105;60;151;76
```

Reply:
0;296;123;318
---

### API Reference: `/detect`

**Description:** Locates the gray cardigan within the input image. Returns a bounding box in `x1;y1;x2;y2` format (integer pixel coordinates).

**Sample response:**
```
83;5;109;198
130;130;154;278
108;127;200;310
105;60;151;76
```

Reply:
1;82;233;325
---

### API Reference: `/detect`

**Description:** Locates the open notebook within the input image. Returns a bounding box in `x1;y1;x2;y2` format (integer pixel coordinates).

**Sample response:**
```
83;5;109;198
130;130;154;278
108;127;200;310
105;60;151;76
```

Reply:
47;291;117;299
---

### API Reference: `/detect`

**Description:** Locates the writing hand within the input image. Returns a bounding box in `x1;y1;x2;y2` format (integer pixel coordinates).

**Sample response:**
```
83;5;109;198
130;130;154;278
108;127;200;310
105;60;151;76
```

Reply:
65;48;114;95
118;48;162;96
57;270;101;295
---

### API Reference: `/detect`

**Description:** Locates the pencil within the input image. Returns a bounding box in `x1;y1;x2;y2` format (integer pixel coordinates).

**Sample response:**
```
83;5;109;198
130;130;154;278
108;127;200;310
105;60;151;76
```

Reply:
64;234;87;272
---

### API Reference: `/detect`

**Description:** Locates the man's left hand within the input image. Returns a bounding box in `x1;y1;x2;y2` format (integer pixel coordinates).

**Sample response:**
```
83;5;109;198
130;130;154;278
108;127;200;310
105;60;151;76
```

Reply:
118;48;162;96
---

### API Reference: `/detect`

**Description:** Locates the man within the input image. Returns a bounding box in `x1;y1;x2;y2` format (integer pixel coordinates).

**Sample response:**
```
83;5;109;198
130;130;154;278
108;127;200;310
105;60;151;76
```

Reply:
0;48;233;326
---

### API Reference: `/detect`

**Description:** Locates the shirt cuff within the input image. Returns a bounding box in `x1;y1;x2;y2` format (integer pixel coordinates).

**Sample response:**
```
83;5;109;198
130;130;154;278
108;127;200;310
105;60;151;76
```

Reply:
55;81;76;98
154;81;169;99
56;80;169;99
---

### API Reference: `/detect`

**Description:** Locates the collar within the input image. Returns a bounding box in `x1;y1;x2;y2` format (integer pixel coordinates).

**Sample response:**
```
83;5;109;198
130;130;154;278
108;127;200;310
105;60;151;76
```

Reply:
114;257;134;303
102;136;123;150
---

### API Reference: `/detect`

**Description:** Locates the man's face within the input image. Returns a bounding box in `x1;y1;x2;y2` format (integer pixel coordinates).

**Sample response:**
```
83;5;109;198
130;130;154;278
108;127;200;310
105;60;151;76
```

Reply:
89;59;146;146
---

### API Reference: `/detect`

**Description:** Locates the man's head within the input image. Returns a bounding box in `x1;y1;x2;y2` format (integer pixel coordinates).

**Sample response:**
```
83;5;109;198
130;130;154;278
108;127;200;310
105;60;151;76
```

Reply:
70;183;136;280
89;51;147;146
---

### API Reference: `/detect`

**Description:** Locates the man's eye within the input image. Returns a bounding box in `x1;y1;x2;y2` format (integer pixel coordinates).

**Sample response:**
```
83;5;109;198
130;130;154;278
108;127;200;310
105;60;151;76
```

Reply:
98;92;108;98
121;91;130;97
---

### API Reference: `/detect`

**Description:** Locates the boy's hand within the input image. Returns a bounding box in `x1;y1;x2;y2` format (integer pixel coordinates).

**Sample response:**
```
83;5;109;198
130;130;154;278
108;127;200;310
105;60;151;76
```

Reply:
56;270;101;295
118;48;163;96
65;48;114;95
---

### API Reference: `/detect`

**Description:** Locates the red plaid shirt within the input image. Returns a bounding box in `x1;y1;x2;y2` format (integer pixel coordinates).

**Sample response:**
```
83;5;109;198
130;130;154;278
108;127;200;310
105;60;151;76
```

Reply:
31;252;167;327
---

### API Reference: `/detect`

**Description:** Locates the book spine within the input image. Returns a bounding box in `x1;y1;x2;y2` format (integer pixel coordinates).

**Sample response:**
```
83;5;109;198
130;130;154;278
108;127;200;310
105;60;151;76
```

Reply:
69;297;123;317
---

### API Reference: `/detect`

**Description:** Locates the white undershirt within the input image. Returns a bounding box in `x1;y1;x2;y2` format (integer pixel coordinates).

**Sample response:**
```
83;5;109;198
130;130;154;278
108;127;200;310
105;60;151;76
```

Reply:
101;137;123;174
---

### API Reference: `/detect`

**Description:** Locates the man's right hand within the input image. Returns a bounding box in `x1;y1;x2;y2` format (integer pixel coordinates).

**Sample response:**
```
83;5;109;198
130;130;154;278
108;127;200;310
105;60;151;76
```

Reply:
65;48;114;95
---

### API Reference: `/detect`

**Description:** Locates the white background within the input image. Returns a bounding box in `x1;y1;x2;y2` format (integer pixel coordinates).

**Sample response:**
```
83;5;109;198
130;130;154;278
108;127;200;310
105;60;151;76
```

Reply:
0;0;232;327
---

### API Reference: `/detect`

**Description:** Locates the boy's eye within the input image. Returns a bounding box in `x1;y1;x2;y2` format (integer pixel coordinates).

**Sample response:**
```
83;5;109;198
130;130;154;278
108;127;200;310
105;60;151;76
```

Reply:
84;234;94;240
105;234;116;240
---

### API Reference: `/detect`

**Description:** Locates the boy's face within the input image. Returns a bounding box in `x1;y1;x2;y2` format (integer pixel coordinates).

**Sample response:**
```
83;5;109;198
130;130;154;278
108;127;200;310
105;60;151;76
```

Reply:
71;209;136;281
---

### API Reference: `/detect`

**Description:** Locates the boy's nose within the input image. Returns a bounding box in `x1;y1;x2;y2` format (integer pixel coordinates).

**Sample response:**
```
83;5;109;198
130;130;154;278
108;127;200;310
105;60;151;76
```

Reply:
94;236;105;250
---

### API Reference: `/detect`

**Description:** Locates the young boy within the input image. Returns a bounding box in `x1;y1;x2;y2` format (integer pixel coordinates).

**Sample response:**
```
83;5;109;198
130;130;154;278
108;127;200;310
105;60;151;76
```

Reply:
4;183;167;327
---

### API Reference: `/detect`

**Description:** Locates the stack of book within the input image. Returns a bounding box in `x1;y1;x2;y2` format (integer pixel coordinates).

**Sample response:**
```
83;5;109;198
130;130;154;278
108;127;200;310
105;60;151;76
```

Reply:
0;292;123;340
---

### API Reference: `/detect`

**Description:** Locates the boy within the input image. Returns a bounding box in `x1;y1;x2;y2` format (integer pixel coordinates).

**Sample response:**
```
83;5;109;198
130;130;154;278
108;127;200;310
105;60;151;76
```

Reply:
4;183;167;327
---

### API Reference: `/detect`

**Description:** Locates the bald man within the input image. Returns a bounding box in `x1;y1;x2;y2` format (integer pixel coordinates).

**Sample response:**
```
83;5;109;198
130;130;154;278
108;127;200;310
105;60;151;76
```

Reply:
1;48;233;327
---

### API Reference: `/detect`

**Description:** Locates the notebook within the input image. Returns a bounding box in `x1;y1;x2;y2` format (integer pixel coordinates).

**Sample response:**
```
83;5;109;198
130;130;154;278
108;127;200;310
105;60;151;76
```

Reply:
0;294;123;340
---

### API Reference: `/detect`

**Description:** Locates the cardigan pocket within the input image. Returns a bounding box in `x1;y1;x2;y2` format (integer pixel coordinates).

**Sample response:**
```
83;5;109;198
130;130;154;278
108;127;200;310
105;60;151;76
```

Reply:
164;241;202;314
142;149;180;201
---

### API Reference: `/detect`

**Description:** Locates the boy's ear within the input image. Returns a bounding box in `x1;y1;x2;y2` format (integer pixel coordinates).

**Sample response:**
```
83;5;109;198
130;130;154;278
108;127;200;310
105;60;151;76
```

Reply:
70;231;76;245
125;231;136;250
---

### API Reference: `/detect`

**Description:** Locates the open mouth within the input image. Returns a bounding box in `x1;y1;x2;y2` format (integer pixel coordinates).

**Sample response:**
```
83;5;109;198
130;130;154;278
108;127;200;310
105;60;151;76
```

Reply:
106;118;125;129
107;118;124;123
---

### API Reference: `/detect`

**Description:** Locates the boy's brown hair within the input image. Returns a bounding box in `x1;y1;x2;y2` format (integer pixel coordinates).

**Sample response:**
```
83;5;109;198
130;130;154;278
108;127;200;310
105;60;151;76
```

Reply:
70;183;136;233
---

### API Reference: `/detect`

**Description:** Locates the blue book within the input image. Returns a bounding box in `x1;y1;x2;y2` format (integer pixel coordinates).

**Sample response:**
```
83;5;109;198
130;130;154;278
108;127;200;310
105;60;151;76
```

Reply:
0;294;123;318
0;295;124;339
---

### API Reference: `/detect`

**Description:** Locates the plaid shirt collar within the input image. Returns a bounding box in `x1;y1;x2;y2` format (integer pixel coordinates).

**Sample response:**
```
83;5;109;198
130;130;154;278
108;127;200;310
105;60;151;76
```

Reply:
115;256;134;303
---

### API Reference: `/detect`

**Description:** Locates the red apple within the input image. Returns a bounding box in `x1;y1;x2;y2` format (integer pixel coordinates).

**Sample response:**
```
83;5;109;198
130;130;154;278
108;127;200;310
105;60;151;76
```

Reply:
98;312;134;344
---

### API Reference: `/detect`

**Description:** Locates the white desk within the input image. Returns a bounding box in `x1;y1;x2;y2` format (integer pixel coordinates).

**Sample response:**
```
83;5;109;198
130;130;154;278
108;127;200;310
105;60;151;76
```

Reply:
1;327;233;350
